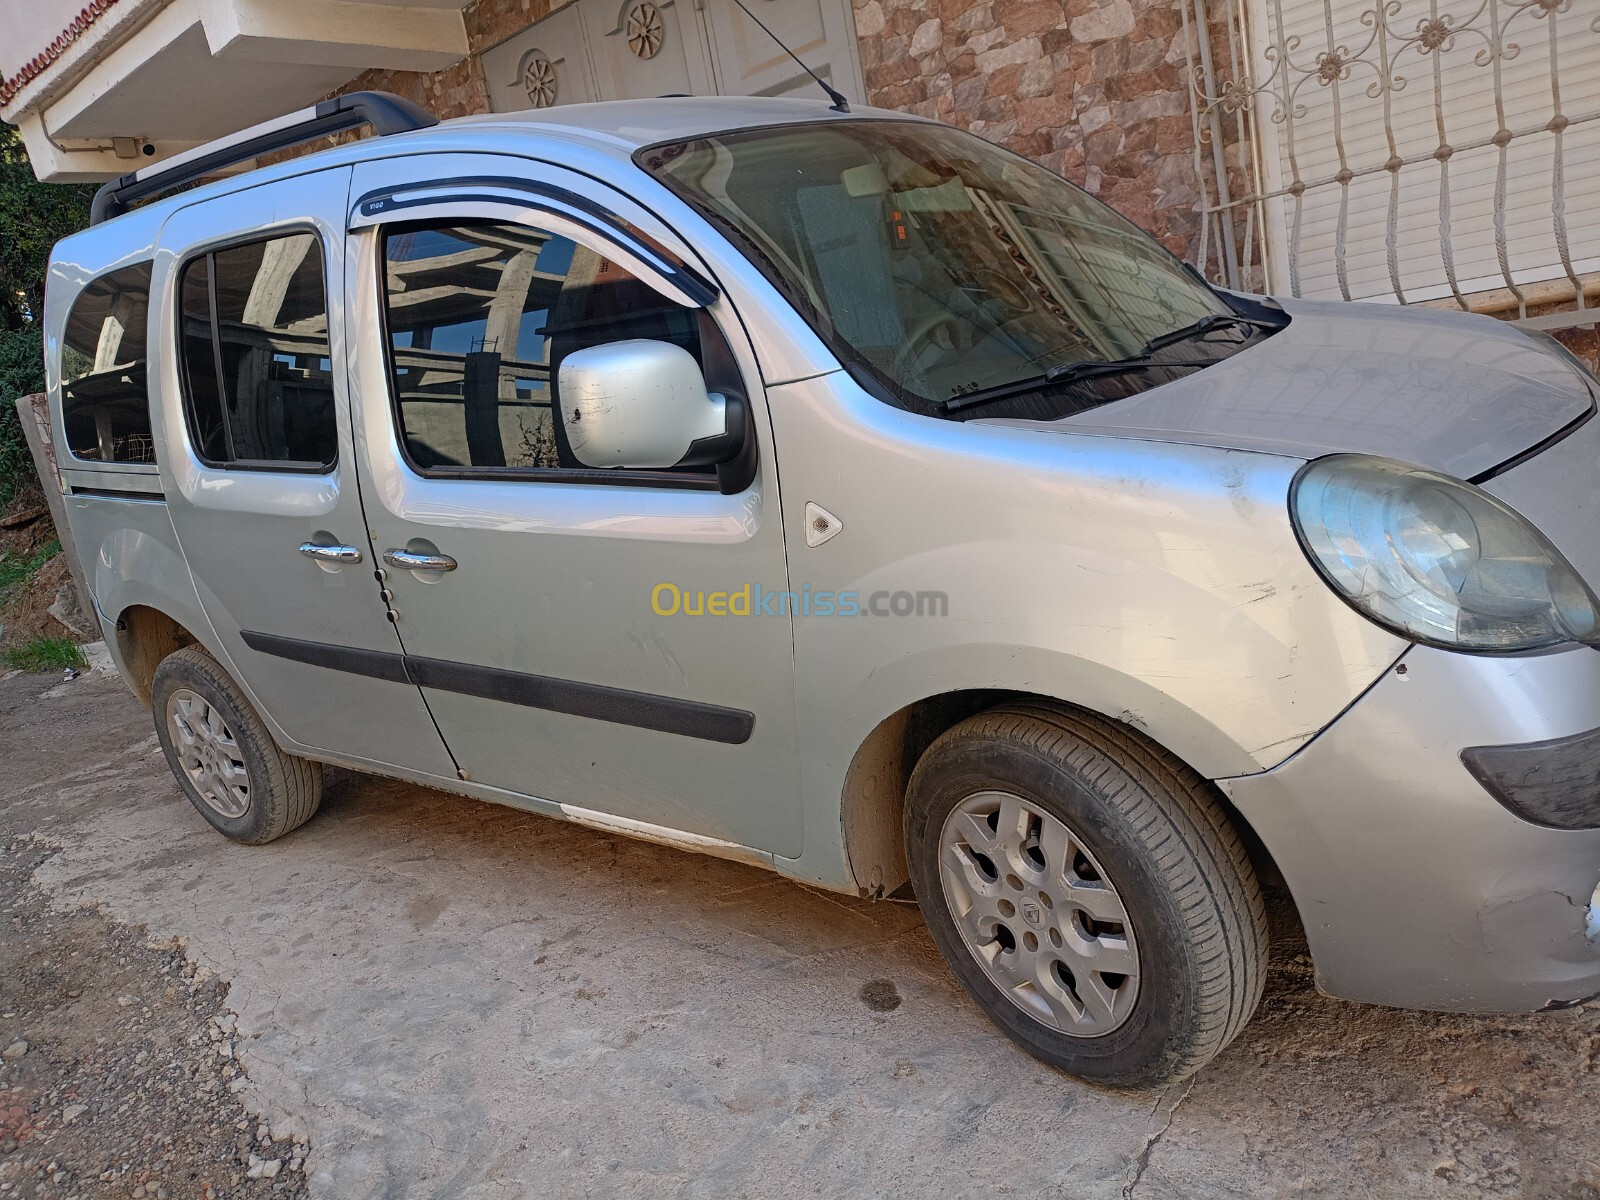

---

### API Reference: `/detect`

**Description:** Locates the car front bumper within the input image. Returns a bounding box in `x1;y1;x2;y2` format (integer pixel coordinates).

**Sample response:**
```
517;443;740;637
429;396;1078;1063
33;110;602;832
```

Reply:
1218;642;1600;1013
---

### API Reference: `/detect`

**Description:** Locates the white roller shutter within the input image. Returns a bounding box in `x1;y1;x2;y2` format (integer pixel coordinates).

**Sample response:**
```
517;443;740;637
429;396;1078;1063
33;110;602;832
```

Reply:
1247;0;1600;305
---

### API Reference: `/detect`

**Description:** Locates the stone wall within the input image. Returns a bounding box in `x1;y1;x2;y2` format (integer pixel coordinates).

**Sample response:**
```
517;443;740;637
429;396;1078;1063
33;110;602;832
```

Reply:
338;56;487;121
333;0;567;120
1549;323;1600;372
331;0;1213;266
851;0;1207;262
314;0;1600;367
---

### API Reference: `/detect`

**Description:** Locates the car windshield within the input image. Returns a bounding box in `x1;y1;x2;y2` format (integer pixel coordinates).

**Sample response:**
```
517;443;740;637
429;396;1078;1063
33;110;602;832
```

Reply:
640;119;1245;419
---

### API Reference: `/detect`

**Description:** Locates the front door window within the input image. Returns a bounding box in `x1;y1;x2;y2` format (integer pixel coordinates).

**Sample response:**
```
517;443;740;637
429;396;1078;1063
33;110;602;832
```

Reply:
382;220;716;480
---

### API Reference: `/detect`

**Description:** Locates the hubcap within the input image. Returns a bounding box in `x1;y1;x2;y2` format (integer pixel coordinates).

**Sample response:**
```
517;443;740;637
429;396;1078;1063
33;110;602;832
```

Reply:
166;688;251;819
938;791;1140;1037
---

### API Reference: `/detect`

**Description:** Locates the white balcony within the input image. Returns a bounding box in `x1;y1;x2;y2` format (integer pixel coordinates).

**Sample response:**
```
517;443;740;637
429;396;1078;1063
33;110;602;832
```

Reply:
1;0;469;181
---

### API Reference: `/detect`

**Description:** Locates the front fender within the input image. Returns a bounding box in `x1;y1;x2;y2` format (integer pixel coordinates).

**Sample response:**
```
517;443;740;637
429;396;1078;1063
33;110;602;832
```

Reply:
765;372;1406;887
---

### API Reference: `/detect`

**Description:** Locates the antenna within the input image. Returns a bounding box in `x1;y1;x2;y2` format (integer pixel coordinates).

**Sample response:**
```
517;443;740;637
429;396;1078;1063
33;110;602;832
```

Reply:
729;0;851;113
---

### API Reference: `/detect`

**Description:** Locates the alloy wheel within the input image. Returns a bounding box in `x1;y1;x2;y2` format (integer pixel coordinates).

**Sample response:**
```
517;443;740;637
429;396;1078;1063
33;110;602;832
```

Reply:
166;688;252;819
938;790;1140;1036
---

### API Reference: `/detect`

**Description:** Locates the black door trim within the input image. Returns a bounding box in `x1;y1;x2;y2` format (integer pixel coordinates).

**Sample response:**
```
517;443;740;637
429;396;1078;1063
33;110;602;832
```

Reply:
240;630;412;684
68;486;167;503
239;631;754;745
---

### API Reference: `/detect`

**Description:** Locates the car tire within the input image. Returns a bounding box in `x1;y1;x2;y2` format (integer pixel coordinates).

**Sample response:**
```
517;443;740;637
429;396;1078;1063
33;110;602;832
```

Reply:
905;700;1267;1088
151;646;323;845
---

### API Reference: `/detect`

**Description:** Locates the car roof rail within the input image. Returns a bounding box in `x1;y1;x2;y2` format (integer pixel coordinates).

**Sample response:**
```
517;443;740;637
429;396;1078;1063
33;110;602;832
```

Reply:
89;91;438;226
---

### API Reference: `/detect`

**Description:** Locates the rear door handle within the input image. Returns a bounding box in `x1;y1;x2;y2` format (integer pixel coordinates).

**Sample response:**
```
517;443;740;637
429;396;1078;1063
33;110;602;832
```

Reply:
299;542;363;564
382;548;457;573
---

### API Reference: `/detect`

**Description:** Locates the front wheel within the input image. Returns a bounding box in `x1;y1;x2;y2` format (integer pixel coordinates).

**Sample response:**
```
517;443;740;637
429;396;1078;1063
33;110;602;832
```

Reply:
905;702;1267;1088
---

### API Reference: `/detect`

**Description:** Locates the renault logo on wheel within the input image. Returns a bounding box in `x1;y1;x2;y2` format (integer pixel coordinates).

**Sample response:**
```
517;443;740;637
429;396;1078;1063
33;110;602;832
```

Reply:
1020;899;1043;928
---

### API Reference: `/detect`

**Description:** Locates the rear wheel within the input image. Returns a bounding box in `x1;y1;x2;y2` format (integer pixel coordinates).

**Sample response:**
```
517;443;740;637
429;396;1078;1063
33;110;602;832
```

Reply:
152;647;322;844
905;701;1267;1088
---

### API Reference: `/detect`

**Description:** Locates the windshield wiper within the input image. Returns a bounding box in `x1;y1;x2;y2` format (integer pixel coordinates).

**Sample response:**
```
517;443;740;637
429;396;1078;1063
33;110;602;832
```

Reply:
1138;312;1277;358
940;356;1214;414
938;311;1285;415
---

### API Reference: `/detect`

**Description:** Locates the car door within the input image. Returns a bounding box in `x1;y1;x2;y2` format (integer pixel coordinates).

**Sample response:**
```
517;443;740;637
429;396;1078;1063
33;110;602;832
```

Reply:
343;155;803;856
153;169;456;778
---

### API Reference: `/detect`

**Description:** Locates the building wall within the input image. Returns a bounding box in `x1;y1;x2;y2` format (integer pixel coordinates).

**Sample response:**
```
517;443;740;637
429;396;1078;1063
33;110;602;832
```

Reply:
332;0;1208;261
850;0;1203;261
322;0;1596;368
331;0;563;121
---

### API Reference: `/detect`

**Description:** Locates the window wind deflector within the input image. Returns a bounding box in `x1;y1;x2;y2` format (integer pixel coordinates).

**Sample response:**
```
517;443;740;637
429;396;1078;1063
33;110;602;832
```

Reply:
350;175;718;309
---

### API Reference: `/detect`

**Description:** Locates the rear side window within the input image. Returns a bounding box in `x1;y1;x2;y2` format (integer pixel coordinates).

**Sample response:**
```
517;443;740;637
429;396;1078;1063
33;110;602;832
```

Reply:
60;262;156;464
177;233;337;470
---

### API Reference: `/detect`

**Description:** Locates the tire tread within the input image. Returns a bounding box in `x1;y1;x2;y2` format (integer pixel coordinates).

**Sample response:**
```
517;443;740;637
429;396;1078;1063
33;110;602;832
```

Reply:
152;646;323;845
909;701;1268;1085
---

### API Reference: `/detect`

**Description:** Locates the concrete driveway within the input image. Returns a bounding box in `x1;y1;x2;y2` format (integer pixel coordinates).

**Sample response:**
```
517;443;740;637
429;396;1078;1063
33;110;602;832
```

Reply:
2;663;1598;1199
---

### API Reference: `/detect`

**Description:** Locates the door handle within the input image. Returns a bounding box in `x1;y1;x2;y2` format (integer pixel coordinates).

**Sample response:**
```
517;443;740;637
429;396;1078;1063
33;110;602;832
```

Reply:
299;542;363;564
383;548;457;573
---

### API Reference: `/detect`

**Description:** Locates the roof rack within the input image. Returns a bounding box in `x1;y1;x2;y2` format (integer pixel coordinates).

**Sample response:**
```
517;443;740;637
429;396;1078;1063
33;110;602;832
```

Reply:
89;91;438;226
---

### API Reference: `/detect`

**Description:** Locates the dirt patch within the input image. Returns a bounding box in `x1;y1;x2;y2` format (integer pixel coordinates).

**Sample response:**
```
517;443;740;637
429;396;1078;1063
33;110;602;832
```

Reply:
0;553;72;648
0;485;55;560
3;666;1600;1197
858;979;903;1012
0;838;311;1199
0;485;84;651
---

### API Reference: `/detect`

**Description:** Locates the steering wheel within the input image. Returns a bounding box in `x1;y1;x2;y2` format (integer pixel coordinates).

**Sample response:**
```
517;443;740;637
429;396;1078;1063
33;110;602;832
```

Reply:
891;312;974;381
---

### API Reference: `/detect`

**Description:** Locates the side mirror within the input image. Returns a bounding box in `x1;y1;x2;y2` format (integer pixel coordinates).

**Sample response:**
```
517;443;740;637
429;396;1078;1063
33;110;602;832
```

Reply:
558;340;743;471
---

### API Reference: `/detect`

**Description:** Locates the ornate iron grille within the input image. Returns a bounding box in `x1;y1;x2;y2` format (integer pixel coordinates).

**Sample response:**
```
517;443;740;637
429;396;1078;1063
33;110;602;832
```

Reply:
1181;0;1600;328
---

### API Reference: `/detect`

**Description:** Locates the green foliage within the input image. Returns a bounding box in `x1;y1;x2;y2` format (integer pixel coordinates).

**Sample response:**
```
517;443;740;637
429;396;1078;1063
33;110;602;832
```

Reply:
0;326;43;398
2;636;87;673
0;539;61;604
0;123;87;506
1;123;94;332
0;326;45;507
0;544;78;674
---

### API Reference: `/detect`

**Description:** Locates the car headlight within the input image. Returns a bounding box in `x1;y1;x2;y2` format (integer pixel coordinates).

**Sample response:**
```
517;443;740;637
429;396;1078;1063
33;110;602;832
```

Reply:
1291;454;1600;652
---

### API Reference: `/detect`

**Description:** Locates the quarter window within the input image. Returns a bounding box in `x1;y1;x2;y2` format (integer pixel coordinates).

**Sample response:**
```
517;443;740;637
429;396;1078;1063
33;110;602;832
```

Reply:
381;221;712;476
177;233;337;470
60;262;156;464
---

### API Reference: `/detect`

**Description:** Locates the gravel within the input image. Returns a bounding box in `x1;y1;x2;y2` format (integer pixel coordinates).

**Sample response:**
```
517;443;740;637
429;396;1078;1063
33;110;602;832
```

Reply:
4;659;1600;1197
0;839;309;1200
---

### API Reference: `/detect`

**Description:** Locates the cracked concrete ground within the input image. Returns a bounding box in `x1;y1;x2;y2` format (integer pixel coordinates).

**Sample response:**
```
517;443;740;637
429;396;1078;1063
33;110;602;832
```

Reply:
3;664;1600;1199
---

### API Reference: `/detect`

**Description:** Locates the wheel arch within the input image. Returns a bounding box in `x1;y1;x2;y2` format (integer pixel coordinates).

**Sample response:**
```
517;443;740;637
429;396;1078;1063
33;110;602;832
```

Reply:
839;689;1289;909
112;604;202;707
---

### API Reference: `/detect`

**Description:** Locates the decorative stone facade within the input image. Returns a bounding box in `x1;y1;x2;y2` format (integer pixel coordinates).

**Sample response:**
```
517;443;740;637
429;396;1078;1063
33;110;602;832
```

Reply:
331;0;565;122
850;0;1205;261
340;56;487;121
317;0;1598;368
332;0;1210;263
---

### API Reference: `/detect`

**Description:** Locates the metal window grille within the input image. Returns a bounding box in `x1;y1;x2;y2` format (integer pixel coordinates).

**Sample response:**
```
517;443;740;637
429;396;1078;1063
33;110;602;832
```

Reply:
1181;0;1600;329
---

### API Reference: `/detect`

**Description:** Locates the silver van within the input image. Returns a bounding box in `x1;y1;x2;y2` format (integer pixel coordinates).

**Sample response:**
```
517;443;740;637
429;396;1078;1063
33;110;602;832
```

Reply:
44;91;1600;1087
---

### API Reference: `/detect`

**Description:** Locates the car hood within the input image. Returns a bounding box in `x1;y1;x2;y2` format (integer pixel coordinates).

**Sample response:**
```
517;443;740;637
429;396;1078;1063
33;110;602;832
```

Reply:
976;296;1594;479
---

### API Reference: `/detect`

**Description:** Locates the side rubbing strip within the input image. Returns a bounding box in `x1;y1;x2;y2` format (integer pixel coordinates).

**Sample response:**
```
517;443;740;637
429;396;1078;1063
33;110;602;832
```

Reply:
69;487;167;503
237;632;754;744
239;631;411;684
404;655;754;745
